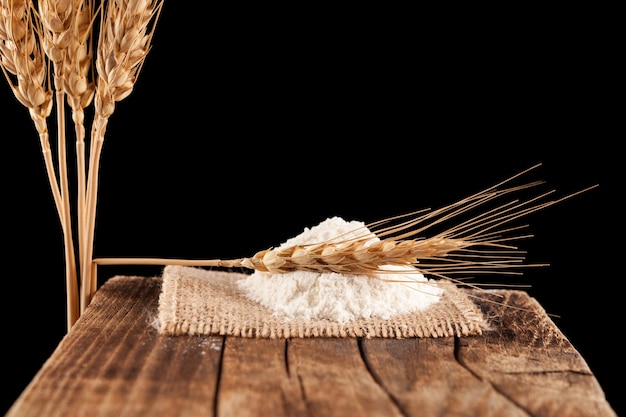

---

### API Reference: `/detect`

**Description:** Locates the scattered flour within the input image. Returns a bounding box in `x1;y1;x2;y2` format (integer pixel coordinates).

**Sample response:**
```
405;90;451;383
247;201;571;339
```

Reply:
236;217;444;323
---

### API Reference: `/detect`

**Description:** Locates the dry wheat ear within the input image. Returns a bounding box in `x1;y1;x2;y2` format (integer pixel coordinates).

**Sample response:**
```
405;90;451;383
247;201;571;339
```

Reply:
94;163;598;297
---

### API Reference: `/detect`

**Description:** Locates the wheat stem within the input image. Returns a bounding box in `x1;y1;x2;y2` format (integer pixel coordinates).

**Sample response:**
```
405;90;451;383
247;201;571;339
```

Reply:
44;133;79;328
41;131;79;327
60;0;96;314
37;135;64;224
93;258;248;268
76;131;85;263
38;0;86;328
1;0;80;330
81;114;106;312
54;85;80;327
78;0;163;309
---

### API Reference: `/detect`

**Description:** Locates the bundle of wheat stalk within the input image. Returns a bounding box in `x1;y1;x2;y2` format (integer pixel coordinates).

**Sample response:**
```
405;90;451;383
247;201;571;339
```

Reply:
1;0;163;331
95;164;597;296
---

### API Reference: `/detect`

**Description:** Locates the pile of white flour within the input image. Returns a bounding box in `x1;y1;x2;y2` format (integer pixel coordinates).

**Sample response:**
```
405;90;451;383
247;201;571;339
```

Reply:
236;217;443;323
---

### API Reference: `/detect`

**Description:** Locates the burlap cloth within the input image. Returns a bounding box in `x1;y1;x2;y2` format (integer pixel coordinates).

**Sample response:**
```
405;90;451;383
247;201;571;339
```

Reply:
156;265;488;338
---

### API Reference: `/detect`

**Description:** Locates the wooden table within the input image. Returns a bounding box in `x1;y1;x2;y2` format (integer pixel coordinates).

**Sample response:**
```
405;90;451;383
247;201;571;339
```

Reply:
6;275;616;417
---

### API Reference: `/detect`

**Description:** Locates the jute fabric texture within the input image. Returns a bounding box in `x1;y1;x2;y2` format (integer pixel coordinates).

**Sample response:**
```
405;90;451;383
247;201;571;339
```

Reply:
156;265;488;339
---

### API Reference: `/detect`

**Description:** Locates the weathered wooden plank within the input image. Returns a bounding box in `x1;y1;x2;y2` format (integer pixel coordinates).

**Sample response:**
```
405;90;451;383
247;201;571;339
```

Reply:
217;337;306;417
361;337;528;416
6;277;223;417
459;290;617;417
288;338;404;417
6;277;617;417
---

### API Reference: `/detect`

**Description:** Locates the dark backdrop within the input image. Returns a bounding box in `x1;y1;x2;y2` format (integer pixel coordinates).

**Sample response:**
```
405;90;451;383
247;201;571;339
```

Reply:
2;4;619;415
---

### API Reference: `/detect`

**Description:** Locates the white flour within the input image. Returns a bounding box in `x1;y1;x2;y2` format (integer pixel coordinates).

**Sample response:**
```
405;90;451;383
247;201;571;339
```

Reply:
237;217;443;323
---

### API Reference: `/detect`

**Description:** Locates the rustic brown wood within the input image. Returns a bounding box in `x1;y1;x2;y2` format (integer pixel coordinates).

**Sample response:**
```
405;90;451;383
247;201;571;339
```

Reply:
361;337;530;416
289;338;405;416
217;337;305;417
5;276;617;417
458;290;616;417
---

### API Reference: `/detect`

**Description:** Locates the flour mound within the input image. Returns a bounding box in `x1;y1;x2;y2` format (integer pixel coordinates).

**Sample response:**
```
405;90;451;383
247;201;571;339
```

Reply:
237;217;443;323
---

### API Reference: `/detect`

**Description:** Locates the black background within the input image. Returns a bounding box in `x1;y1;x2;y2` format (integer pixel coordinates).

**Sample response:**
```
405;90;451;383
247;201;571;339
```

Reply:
2;3;620;415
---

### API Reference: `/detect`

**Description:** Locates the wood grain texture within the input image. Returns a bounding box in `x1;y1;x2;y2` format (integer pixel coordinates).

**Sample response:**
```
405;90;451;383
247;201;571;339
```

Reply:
459;290;615;417
217;337;305;417
361;337;529;416
5;277;617;417
289;338;404;417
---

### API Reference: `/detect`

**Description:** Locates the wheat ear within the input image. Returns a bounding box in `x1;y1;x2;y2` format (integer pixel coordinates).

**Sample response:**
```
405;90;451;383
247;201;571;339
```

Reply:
93;164;598;292
80;0;163;311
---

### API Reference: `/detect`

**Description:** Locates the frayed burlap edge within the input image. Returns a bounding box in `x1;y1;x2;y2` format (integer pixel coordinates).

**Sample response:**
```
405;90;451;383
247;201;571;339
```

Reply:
156;265;487;339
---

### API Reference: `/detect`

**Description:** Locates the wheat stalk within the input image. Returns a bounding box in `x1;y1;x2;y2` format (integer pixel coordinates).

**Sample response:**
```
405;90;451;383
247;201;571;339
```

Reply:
38;0;96;302
38;0;98;317
37;0;95;329
37;0;77;330
81;0;163;311
1;0;81;327
93;164;598;293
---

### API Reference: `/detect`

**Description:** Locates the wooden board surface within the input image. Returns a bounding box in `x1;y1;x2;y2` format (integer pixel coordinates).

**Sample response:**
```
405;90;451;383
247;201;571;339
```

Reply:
6;276;617;417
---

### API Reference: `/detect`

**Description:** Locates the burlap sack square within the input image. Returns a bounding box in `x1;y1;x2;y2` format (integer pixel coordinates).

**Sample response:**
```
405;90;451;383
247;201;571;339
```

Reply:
156;265;487;338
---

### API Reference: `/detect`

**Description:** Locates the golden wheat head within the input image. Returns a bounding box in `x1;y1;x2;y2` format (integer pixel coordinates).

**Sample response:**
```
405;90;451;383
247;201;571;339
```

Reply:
1;0;53;133
94;0;162;119
94;164;598;292
234;164;597;285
